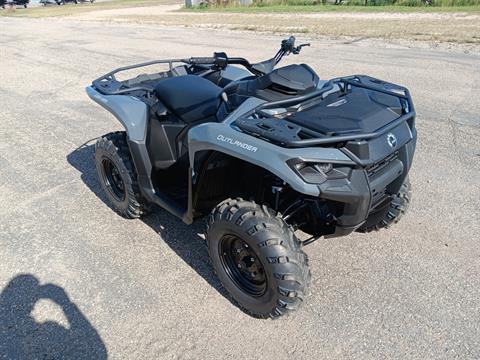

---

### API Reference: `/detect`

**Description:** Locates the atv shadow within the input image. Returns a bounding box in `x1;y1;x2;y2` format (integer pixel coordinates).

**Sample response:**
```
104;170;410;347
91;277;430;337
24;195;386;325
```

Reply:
67;143;233;308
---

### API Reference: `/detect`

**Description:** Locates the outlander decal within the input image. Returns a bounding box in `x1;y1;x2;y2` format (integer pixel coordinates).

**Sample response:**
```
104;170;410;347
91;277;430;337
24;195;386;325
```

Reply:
217;135;258;152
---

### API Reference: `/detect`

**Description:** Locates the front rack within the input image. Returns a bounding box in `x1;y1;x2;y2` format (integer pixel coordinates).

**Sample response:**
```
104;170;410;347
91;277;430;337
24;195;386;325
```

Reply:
236;75;416;148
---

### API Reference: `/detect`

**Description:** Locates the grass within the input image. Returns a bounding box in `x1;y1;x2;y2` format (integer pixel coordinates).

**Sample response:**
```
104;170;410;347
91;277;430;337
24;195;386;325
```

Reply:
180;4;480;12
1;0;479;45
230;0;480;4
120;12;480;44
2;0;478;17
0;0;176;17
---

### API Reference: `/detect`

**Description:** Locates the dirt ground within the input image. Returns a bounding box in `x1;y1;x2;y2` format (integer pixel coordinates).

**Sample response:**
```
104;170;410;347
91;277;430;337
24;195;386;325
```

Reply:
0;15;479;360
80;4;480;47
2;1;480;47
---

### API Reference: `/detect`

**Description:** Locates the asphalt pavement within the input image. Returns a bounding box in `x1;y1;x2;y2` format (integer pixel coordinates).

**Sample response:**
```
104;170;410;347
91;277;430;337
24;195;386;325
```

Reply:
0;17;479;359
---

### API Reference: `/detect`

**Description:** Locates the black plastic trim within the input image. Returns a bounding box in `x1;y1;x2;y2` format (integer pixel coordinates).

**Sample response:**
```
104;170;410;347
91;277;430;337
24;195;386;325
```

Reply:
127;139;194;224
237;75;416;148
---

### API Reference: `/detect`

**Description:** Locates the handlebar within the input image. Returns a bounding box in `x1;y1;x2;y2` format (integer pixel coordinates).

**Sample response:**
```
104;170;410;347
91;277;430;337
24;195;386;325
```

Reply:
187;57;216;65
281;36;296;52
281;36;310;55
186;36;310;75
185;52;228;68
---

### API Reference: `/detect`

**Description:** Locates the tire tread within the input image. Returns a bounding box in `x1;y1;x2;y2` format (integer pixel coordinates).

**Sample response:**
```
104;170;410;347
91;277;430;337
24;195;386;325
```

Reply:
358;178;411;233
95;131;149;219
207;198;310;319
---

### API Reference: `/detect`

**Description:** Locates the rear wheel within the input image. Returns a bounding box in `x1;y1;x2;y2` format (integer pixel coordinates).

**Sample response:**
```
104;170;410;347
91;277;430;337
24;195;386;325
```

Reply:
358;177;411;232
95;131;150;219
207;199;310;318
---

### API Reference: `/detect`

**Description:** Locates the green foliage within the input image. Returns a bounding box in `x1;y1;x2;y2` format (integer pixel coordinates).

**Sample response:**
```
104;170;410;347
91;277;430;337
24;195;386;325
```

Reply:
205;0;480;7
253;0;320;5
434;0;480;5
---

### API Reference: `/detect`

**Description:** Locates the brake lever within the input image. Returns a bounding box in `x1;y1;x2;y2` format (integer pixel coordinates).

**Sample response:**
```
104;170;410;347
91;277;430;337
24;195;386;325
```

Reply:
292;43;311;55
213;52;228;69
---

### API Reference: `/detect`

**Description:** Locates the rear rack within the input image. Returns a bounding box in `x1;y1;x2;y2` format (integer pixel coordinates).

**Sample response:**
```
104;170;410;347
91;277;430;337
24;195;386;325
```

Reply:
236;75;416;148
92;59;192;96
91;55;256;96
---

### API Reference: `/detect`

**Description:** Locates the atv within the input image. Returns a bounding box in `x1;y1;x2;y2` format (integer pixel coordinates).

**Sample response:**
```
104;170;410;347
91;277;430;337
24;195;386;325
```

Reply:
86;36;417;318
1;0;29;8
54;0;94;5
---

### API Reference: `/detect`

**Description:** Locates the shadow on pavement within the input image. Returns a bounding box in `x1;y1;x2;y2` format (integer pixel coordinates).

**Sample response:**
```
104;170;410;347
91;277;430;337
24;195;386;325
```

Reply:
67;143;233;306
0;274;107;360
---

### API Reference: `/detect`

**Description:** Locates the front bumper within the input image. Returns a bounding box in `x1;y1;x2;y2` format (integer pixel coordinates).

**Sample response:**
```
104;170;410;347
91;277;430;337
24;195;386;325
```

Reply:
319;128;417;238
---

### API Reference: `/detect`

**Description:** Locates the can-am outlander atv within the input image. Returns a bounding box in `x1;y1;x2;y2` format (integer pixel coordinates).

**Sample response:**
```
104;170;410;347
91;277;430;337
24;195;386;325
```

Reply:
54;0;95;5
1;0;29;8
87;37;416;318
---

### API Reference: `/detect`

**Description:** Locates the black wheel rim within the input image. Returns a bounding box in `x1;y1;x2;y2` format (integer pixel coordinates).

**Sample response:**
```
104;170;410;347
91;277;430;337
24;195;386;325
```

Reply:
101;158;125;202
219;235;267;297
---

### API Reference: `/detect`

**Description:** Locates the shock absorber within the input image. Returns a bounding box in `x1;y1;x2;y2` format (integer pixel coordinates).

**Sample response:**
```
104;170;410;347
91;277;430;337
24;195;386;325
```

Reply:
270;178;286;211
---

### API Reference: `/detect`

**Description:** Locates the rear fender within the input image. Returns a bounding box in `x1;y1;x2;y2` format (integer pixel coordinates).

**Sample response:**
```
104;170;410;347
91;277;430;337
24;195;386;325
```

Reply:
86;86;148;141
86;86;155;200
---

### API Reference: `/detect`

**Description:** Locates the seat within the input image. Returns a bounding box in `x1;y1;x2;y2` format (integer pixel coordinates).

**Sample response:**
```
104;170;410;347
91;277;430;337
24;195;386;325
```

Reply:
224;64;319;106
154;75;223;124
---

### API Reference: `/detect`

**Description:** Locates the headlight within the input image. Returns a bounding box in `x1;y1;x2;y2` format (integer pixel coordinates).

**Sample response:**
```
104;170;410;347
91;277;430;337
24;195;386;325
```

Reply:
293;162;333;184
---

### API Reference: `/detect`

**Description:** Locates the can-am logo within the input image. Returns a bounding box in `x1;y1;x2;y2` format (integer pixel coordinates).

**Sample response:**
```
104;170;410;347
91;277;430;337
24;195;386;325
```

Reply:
217;135;258;152
387;132;397;148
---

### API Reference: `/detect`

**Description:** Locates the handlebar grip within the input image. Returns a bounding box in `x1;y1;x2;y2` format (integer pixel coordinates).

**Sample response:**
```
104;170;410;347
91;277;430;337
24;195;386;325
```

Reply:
281;36;296;52
189;57;216;65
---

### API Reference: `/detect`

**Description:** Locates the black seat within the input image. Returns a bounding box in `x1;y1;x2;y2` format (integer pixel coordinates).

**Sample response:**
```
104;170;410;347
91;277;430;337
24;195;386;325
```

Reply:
225;64;319;106
155;75;223;124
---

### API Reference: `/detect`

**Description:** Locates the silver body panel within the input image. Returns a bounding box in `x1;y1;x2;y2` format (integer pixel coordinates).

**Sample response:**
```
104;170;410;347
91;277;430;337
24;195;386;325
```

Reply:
220;65;253;82
86;86;148;142
86;87;353;198
187;98;353;197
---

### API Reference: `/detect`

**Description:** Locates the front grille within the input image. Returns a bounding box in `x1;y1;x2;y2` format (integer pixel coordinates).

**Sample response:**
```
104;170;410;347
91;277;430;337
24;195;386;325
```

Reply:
371;189;387;205
366;151;401;209
366;151;399;179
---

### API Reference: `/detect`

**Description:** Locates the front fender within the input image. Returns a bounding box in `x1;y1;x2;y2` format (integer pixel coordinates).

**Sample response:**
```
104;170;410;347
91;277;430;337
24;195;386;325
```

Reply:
188;122;353;197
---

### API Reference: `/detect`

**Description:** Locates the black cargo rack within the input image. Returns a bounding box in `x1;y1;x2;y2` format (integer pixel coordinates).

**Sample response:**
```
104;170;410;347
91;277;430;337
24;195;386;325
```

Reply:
91;59;194;96
91;55;257;96
236;75;416;148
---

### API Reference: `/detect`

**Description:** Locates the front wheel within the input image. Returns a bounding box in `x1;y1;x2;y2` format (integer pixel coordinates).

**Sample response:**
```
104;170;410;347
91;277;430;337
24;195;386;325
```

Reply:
357;177;411;232
207;199;310;318
94;132;150;219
